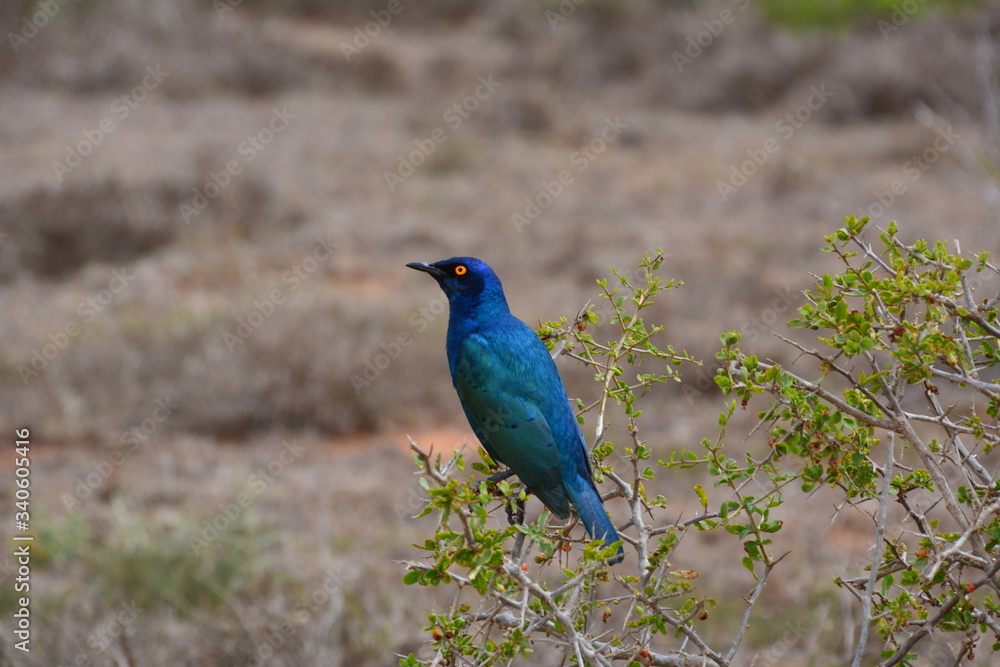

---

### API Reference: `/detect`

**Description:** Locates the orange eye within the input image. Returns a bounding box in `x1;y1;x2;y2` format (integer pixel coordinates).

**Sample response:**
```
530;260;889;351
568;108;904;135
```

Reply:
454;265;467;276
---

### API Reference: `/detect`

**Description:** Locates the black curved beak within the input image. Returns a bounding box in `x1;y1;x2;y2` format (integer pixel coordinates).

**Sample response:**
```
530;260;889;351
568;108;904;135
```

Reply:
406;261;447;279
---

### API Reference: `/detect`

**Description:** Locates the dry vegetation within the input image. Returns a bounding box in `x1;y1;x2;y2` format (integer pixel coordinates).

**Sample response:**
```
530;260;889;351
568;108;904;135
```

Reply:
1;0;1000;665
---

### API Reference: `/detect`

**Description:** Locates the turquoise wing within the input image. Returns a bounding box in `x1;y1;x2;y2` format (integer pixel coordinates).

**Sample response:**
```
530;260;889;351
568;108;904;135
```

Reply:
453;333;571;518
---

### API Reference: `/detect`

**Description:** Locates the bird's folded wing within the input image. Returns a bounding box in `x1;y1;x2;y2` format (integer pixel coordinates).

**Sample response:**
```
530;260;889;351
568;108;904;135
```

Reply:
454;334;570;517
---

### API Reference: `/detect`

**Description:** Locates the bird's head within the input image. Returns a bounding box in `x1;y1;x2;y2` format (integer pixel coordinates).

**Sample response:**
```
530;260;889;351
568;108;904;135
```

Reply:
406;257;508;310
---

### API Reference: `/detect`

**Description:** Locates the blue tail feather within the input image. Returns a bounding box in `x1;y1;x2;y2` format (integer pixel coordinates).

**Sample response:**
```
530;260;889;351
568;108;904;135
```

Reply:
565;474;624;564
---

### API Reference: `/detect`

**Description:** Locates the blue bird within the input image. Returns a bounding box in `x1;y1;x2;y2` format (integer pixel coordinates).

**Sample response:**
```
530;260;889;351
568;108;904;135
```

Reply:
407;257;623;564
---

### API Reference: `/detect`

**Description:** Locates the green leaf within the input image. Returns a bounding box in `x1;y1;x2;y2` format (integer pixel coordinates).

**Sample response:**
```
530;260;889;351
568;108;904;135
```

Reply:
716;501;736;519
759;520;783;533
720;330;741;346
694;484;709;509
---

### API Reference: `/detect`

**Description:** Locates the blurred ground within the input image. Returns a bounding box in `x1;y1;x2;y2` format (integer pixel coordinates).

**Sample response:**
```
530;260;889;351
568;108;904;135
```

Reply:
2;0;1000;665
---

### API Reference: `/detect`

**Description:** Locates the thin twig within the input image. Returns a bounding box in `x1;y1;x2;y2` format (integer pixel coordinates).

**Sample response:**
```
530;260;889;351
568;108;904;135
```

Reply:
852;434;895;667
725;552;789;663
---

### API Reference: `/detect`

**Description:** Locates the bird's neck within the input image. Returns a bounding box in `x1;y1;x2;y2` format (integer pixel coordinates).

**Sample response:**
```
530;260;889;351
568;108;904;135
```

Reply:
448;286;511;329
444;286;512;360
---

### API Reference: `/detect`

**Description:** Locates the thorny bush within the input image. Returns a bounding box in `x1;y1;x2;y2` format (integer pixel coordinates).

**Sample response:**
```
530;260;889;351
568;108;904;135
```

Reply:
402;217;1000;666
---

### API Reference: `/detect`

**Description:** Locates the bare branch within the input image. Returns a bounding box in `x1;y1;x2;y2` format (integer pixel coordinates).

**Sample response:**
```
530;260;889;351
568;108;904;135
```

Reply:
926;366;1000;395
852;434;895;667
725;553;789;663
